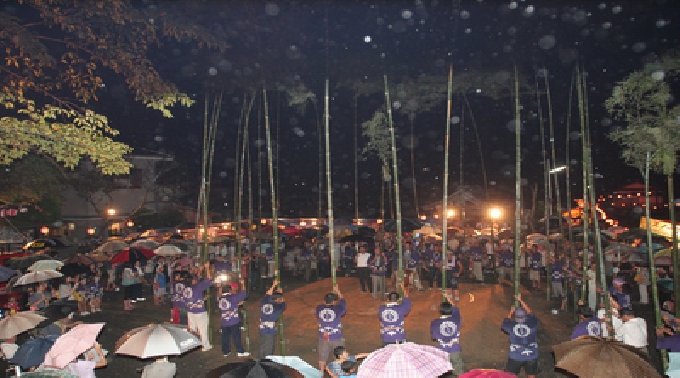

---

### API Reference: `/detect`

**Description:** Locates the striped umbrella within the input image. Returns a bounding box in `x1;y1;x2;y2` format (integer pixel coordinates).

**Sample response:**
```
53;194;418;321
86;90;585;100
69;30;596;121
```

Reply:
357;342;452;378
115;323;202;359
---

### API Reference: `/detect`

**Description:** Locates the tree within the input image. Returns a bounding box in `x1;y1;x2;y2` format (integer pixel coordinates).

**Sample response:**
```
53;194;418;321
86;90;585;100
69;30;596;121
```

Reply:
0;0;228;174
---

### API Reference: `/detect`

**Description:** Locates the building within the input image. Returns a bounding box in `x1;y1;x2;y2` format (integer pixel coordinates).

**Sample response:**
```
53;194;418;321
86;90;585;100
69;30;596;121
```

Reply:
603;183;665;210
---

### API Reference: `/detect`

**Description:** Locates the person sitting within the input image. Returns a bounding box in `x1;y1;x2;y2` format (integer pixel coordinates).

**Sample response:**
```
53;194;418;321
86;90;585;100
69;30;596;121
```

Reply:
326;346;368;378
340;360;358;377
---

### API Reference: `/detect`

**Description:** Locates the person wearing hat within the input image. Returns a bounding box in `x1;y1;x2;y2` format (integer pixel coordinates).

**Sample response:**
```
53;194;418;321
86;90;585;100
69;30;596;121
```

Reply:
502;294;539;378
571;301;601;339
609;277;632;310
430;295;464;377
614;308;648;354
259;278;286;358
378;282;411;346
316;285;347;373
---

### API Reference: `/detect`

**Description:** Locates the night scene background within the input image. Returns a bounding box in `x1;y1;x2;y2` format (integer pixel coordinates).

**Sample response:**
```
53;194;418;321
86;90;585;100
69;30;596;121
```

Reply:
5;0;680;225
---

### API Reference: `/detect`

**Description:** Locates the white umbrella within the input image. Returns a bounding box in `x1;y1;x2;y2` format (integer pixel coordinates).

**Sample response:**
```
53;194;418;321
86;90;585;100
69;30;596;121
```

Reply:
0;311;46;339
131;239;160;250
97;241;128;254
154;245;183;257
115;323;202;359
15;270;63;286
27;260;64;272
267;356;322;378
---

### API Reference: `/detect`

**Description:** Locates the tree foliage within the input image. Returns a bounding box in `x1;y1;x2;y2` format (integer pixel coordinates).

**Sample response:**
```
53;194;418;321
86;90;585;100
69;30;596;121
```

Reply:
0;0;228;174
0;153;67;206
606;53;680;175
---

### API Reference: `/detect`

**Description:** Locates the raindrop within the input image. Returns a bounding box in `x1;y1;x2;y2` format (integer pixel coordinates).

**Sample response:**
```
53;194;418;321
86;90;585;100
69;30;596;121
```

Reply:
364;36;372;43
598;3;606;10
524;5;535;16
612;5;622;14
476;88;482;93
656;19;669;28
509;1;518;10
507;26;517;35
208;67;217;76
632;42;646;53
451;116;460;124
401;9;413;19
393;100;402;109
293;127;305;137
265;3;279;16
154;135;163;142
465;28;472;34
460;10;470;19
652;70;665;81
538;35;556;50
602;22;612;29
601;117;612;127
219;171;227;178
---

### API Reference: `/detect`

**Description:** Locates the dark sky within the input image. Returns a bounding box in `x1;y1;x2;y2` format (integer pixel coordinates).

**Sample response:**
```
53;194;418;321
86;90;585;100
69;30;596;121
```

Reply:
97;0;680;219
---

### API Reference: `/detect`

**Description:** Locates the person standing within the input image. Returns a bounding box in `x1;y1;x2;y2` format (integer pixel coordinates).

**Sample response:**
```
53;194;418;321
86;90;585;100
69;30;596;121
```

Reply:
633;262;650;305
316;285;347;373
614;308;648;355
585;262;598;312
342;243;356;277
405;242;423;291
570;304;601;339
444;250;462;301
609;277;632;310
121;263;136;311
502;294;540;378
183;262;213;352
529;245;542;291
170;271;187;324
656;325;680;377
259;279;286;358
369;247;387;300
218;278;249;357
427;244;442;290
550;256;567;312
378;283;411;346
430;296;464;377
469;240;484;283
355;245;371;294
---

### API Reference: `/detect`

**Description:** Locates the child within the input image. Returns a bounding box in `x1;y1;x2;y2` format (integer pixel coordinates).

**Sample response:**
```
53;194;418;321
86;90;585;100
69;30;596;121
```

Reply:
326;346;368;378
340;360;358;377
6;297;19;315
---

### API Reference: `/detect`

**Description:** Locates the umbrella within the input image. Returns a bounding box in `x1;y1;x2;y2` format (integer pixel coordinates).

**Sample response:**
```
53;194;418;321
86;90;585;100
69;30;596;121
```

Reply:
43;301;79;322
384;219;423;233
97;241;127;254
59;263;90;277
497;230;515;239
27;260;64;272
206;358;304;378
166;241;191;251
43;323;105;369
0;266;18;282
155;245;183;257
62;254;95;266
115;323;202;359
357;342;453;378
266;356;322;378
604;243;637;255
9;255;53;270
15;270;63;286
553;336;661;378
131;239;160;250
168;234;184;240
338;234;374;244
110;247;155;264
10;334;59;369
459;370;517;378
0;311;47;339
87;254;110;262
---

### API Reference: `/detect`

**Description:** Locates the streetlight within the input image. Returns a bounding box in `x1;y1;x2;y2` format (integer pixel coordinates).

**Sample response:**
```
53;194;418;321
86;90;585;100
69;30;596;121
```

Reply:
488;207;502;243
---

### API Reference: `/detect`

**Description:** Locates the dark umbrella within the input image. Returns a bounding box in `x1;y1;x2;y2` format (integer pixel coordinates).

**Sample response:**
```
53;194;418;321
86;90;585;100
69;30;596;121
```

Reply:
59;263;90;277
0;266;18;282
62;254;95;266
9;255;52;270
168;234;184;240
497;230;515;239
339;234;374;244
22;239;65;251
205;358;304;378
42;300;79;323
383;219;423;233
110;247;155;264
357;226;376;236
10;334;59;369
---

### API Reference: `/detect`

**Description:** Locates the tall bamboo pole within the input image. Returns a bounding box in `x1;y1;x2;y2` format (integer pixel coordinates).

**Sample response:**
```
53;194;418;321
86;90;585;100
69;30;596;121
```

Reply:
576;67;589;303
671;173;679;320
537;78;550;300
565;69;575;313
323;79;336;287
442;66;453;295
384;75;404;291
513;66;522;302
262;88;283;355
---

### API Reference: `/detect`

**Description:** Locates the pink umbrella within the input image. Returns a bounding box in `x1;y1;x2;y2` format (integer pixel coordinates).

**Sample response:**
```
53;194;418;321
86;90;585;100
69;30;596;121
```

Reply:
357;342;452;378
43;323;105;368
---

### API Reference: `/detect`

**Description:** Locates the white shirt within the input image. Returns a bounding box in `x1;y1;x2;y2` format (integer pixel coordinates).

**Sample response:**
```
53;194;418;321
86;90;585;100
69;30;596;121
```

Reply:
598;309;622;338
615;317;648;347
356;252;371;267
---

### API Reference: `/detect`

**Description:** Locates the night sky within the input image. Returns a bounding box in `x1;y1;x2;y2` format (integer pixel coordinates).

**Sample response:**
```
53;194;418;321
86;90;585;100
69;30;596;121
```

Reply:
86;1;680;219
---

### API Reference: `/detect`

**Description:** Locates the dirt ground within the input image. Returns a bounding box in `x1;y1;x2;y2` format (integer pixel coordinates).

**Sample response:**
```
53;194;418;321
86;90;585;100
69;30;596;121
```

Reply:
76;271;630;378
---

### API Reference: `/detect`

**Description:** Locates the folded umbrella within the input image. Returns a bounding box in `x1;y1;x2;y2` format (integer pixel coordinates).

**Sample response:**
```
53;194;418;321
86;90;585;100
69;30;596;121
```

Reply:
0;311;46;339
11;334;59;369
27;260;64;272
43;323;105;369
15;270;63;286
357;342;453;378
115;323;201;359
